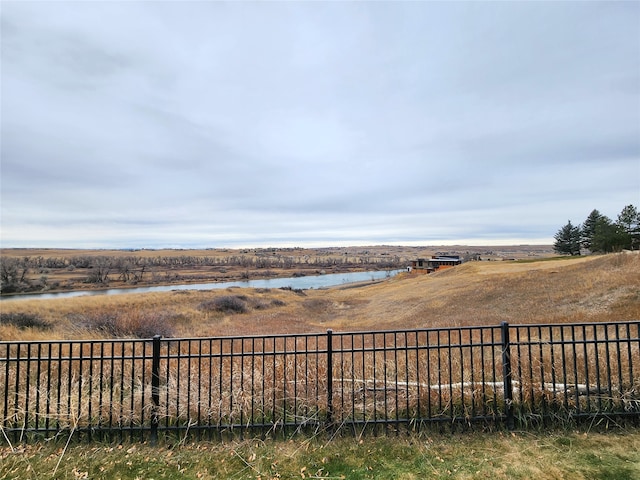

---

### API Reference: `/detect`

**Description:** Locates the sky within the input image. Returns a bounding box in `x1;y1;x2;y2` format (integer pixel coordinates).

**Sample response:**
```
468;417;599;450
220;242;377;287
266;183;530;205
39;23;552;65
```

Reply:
1;1;639;249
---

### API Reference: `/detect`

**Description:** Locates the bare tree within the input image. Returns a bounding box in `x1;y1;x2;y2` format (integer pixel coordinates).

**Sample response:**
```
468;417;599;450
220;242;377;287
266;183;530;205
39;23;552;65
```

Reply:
0;257;29;293
85;257;112;284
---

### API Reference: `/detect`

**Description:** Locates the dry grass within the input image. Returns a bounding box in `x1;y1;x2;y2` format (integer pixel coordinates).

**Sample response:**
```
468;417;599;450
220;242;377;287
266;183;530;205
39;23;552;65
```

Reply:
2;253;638;435
324;251;640;331
1;252;638;478
1;252;638;341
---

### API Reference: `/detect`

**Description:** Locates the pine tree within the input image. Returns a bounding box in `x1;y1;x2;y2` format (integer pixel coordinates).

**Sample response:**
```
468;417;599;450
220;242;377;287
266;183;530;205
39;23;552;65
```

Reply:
581;209;605;252
554;220;582;256
590;215;631;253
616;204;640;250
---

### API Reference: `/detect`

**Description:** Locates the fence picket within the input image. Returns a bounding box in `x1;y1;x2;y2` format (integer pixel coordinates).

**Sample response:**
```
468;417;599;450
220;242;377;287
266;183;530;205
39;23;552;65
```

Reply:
500;322;514;430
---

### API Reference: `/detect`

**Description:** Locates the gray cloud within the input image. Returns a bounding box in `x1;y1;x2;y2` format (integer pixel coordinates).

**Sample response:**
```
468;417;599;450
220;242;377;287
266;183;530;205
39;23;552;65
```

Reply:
1;1;638;248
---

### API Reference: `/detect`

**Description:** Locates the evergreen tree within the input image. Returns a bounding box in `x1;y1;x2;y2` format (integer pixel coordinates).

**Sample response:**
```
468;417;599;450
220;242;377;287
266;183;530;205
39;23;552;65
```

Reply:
616;204;640;250
554;220;582;256
591;216;628;253
581;209;605;252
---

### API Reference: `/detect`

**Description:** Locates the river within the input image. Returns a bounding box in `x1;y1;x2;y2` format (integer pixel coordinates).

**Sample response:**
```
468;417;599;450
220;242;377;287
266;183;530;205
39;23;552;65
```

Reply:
1;269;402;301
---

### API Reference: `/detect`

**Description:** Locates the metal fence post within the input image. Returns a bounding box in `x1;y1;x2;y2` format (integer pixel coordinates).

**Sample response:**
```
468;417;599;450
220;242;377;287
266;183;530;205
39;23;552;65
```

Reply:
150;335;162;445
326;329;334;428
500;322;515;430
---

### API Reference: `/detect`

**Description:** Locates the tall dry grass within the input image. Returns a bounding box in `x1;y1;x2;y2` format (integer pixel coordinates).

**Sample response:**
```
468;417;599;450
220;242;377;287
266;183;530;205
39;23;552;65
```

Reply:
1;253;638;438
2;252;638;341
2;321;637;440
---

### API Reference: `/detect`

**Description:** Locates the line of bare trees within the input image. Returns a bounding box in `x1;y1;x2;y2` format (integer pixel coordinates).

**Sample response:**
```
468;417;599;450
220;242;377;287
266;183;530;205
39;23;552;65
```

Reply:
0;253;403;294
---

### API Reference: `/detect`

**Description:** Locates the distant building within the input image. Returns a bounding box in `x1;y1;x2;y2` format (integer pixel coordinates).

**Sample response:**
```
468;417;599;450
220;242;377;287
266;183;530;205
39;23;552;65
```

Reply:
408;255;462;273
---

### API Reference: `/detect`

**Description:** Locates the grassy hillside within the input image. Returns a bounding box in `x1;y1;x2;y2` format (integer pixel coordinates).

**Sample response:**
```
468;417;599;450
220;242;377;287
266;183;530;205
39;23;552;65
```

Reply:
323;251;639;330
1;252;638;340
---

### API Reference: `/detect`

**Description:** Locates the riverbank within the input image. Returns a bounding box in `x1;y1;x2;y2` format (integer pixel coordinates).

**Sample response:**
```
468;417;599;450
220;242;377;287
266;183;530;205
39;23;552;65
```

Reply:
1;269;401;302
0;245;553;296
0;247;405;296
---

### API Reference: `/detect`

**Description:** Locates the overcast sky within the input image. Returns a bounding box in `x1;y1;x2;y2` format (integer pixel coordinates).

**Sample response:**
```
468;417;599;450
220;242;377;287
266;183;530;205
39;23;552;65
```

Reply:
1;1;639;249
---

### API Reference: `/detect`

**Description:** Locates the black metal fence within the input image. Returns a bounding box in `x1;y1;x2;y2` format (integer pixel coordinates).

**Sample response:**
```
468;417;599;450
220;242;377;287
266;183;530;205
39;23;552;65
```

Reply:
1;321;638;443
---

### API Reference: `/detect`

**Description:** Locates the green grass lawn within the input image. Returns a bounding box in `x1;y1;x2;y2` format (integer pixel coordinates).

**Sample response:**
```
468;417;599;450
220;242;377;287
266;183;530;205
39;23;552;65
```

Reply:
2;429;639;480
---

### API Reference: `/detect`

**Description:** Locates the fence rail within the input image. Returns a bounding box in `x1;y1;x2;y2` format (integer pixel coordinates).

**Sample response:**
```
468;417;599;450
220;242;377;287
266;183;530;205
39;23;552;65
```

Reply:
1;321;638;443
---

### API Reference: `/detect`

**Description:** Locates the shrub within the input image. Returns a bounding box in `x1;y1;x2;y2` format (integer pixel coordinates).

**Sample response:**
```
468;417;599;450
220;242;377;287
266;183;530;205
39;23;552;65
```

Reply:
71;311;175;338
279;286;306;295
198;295;248;314
0;284;18;294
75;312;119;336
0;312;50;330
302;298;333;313
251;300;270;310
118;311;175;338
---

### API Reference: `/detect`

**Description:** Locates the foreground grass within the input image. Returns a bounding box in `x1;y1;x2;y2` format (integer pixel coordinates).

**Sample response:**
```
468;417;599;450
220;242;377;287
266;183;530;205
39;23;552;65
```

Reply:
2;429;639;480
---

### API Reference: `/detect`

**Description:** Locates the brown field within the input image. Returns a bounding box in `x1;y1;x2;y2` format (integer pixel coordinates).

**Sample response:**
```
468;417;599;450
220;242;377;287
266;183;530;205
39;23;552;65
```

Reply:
0;244;554;261
0;245;553;294
0;249;637;341
1;251;638;448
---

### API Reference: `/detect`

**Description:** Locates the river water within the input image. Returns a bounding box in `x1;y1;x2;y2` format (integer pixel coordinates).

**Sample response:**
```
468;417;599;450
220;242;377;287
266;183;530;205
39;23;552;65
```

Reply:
1;269;402;302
